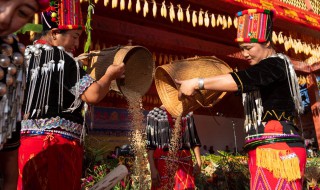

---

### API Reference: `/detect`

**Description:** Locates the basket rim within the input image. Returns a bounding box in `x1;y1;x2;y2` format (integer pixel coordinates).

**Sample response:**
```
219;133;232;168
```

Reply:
154;56;232;117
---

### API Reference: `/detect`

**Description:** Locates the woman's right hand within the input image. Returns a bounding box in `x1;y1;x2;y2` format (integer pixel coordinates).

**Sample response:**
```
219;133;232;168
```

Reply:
175;78;198;100
150;168;161;187
105;62;125;81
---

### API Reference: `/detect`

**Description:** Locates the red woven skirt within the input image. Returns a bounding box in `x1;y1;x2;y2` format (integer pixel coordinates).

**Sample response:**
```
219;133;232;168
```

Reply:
17;134;83;190
248;147;306;190
151;149;195;190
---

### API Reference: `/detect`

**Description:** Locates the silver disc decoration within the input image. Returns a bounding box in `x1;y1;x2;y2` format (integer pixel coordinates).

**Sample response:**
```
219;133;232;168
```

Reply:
1;43;13;56
2;35;14;45
12;52;24;66
0;35;26;150
0;82;6;96
18;43;26;54
6;74;13;86
0;67;4;80
8;64;17;75
0;54;10;68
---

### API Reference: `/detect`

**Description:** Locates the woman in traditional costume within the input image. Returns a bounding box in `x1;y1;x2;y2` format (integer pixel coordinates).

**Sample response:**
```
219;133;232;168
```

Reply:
0;1;50;189
17;0;125;189
146;105;202;190
177;9;306;189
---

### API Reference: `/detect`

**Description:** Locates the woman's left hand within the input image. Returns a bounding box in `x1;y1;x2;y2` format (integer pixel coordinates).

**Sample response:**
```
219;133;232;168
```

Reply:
74;53;90;66
175;78;198;100
193;162;201;176
105;62;125;80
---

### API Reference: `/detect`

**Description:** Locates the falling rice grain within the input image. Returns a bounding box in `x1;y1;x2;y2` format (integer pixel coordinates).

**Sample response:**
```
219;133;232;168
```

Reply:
126;90;150;189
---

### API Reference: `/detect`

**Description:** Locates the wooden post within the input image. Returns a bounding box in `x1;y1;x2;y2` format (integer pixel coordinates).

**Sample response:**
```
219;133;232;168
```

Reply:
307;74;320;149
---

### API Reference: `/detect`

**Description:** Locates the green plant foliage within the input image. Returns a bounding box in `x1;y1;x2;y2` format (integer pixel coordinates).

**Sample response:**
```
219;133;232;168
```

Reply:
195;151;250;190
305;158;320;189
84;1;94;53
81;156;134;189
15;23;42;34
82;146;320;190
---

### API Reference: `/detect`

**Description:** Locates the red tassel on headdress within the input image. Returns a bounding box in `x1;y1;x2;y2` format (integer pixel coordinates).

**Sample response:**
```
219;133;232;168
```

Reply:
36;0;51;11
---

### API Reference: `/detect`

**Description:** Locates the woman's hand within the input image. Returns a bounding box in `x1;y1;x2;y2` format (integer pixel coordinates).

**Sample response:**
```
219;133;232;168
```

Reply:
176;74;238;97
175;78;198;100
193;146;202;176
105;62;125;81
81;62;125;104
74;53;89;66
193;162;201;176
150;167;161;187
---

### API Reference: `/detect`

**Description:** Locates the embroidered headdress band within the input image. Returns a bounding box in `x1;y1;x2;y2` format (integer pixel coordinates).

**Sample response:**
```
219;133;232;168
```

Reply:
235;9;274;43
41;0;84;31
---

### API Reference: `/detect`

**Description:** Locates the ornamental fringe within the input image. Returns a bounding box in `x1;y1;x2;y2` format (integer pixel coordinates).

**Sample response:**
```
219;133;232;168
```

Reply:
256;147;301;181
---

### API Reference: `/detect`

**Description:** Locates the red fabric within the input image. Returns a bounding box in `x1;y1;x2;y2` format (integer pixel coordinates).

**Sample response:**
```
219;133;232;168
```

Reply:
18;134;83;190
164;109;174;128
264;120;283;133
248;147;306;190
151;149;195;190
36;0;50;11
34;39;48;45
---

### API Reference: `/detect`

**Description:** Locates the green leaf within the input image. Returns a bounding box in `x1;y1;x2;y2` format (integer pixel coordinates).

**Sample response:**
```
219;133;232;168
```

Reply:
84;1;94;53
15;23;42;34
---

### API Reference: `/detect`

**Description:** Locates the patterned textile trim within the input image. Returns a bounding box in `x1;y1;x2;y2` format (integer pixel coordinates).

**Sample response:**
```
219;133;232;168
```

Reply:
245;134;301;143
21;116;82;135
236;9;272;16
41;0;84;31
262;110;293;121
280;153;297;160
249;148;305;189
58;25;84;30
233;72;244;93
21;129;80;141
244;137;303;151
256;146;301;181
70;74;95;96
235;9;273;43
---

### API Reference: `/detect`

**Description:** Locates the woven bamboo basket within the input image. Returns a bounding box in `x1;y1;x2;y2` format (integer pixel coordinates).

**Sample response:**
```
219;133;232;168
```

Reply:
155;56;232;118
86;45;154;97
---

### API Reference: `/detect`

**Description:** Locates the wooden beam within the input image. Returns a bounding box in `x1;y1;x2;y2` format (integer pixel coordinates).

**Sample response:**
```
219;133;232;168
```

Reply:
312;62;320;72
91;15;240;56
291;59;312;73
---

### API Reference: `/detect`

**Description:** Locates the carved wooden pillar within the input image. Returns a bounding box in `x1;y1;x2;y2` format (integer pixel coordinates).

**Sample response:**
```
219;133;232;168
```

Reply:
307;73;320;149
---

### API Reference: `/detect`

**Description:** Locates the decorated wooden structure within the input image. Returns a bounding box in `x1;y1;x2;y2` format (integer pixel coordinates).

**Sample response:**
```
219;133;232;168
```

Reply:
73;0;320;148
23;0;320;148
